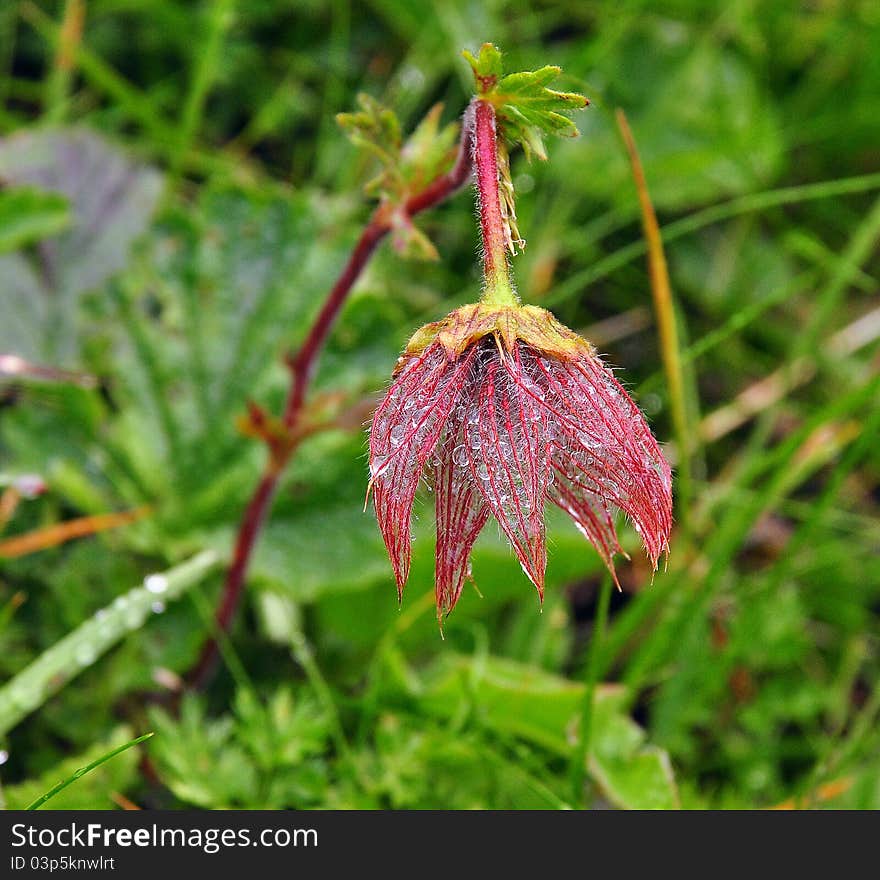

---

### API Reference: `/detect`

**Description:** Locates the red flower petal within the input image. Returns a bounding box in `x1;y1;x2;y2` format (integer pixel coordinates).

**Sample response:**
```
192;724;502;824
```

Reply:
530;351;672;567
370;342;477;597
548;450;624;587
467;344;548;597
433;416;490;618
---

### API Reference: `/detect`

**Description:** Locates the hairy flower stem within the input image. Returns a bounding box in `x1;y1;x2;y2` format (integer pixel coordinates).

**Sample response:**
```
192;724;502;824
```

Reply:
473;99;518;306
187;114;476;689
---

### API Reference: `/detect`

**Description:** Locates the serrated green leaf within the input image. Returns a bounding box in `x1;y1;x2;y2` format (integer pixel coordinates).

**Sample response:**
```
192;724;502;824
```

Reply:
337;92;402;170
462;43;504;87
338;97;458;213
399;103;459;191
498;66;562;92
337;97;458;263
463;45;588;160
148;687;333;809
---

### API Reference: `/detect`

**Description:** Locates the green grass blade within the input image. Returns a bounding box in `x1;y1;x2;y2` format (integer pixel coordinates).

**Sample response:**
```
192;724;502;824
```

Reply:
0;551;219;736
570;573;612;805
546;172;880;306
26;732;154;811
173;0;236;176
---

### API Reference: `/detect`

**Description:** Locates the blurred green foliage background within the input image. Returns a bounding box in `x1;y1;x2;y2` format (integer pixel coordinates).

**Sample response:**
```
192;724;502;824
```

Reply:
0;0;879;809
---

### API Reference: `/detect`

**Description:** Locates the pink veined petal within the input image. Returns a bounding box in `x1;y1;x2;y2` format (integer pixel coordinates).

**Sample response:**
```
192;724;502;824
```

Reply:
548;450;624;588
433;415;490;619
370;342;478;597
528;350;672;567
467;344;549;598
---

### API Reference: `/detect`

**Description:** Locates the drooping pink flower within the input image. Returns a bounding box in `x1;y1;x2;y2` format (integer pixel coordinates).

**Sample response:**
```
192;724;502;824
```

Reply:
369;303;672;619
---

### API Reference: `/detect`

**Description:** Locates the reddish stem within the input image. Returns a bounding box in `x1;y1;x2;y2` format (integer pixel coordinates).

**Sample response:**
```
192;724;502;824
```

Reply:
284;219;388;427
187;111;475;688
473;100;514;301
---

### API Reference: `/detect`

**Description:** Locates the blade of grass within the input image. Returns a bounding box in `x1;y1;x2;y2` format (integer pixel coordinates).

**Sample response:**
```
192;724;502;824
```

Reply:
20;2;244;180
546;171;880;307
616;109;693;529
0;550;219;735
570;573;613;806
700;191;880;505
803;679;880;808
636;271;817;396
172;0;236;177
597;370;880;692
628;373;880;730
43;0;85;123
26;732;153;810
0;353;97;386
0;487;21;533
760;395;880;595
770;777;854;810
568;201;880;682
186;582;255;698
0;2;16;107
479;741;573;810
21;1;175;145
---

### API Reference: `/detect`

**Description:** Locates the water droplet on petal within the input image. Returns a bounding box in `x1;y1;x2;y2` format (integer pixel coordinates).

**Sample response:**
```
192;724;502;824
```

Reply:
452;445;468;467
477;464;490;481
390;425;406;447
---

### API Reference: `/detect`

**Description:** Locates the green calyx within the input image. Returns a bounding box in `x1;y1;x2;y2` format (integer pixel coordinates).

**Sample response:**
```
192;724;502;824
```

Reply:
400;302;594;368
463;43;590;161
